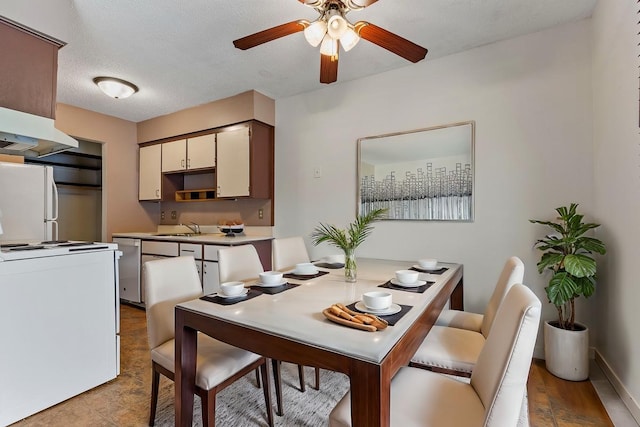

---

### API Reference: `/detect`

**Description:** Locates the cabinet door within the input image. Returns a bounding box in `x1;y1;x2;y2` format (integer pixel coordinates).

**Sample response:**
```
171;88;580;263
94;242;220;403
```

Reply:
138;145;162;200
187;134;216;170
216;127;250;197
162;139;187;172
202;261;220;295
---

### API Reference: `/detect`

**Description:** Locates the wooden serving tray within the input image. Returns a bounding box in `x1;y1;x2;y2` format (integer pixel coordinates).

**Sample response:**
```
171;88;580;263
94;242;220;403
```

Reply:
322;308;378;332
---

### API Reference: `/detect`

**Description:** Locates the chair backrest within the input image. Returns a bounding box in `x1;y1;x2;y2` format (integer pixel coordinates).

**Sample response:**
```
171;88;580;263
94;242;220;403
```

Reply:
272;236;310;271
144;256;202;350
218;244;264;283
471;284;541;427
480;256;525;337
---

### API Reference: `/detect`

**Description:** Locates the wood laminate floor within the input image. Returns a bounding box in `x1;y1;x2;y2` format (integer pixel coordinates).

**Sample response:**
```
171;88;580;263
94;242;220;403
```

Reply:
11;304;627;426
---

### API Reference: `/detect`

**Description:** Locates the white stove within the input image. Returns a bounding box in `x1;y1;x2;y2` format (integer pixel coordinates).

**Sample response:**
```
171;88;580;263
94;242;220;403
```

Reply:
0;239;121;425
0;240;118;261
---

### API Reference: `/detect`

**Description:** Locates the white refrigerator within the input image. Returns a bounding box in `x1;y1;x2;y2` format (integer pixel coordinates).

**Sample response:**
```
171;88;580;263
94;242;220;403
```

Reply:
0;162;57;242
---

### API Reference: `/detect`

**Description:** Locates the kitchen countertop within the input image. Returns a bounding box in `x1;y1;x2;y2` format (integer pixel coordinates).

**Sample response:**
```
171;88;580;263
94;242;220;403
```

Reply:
112;225;273;245
112;232;273;244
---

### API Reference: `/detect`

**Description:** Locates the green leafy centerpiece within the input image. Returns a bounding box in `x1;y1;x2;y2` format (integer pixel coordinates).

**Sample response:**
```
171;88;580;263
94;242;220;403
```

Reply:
312;208;387;282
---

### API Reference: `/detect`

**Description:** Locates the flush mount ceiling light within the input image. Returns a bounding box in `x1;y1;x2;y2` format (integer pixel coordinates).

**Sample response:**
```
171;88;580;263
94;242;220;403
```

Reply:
233;0;428;84
93;77;139;99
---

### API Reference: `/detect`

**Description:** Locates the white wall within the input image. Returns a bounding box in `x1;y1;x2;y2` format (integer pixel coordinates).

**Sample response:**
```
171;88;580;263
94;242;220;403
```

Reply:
592;0;640;419
275;20;593;358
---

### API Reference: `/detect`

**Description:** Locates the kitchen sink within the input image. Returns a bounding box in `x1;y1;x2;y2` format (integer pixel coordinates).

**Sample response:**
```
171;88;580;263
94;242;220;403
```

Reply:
154;233;198;237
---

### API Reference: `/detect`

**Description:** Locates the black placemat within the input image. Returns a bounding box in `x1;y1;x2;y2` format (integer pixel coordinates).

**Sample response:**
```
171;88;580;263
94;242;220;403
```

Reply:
313;262;344;269
200;289;262;305
283;270;330;280
250;282;300;295
410;266;449;275
346;302;412;326
378;280;434;293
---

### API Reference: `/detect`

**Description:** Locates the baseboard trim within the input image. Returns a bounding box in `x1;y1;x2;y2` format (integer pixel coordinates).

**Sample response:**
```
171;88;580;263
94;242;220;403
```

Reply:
594;350;640;424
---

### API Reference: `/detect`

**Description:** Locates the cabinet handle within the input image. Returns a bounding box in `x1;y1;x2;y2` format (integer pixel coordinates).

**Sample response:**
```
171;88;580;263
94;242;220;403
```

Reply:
187;158;191;168
156;189;160;197
181;159;185;168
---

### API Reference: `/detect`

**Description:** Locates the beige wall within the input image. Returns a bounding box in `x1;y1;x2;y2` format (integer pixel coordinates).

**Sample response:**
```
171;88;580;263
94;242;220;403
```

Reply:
54;103;158;240
137;90;275;143
591;0;640;421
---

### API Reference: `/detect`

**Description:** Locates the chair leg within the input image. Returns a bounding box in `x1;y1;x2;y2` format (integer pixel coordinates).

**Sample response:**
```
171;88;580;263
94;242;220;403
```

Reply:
314;367;320;390
298;364;306;392
202;389;216;427
255;367;262;388
149;366;160;426
260;360;275;427
272;359;284;416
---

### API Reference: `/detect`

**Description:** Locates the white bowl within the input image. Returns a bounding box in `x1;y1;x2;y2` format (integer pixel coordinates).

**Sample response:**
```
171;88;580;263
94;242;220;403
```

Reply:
395;269;419;284
294;262;318;275
220;281;245;296
362;291;392;310
324;254;345;264
418;259;438;269
259;271;283;284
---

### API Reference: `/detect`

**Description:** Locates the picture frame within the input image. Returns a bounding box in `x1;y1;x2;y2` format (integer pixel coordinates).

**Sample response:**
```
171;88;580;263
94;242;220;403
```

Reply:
357;121;475;221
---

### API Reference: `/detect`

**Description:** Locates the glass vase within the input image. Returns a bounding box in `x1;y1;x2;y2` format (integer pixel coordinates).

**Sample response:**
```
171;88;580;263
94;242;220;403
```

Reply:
344;248;357;282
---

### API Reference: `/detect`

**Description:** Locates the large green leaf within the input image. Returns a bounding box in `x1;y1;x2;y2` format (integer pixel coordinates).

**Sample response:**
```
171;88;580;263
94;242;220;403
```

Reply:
564;253;596;278
575;275;596;298
546;272;578;307
576;236;606;255
537;252;564;273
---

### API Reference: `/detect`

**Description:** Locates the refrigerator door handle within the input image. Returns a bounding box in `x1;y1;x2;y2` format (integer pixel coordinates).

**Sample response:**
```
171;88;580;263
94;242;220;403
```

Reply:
50;220;58;241
50;178;59;221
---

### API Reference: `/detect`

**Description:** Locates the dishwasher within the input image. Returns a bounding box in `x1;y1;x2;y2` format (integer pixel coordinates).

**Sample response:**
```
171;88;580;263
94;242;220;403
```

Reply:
113;237;141;303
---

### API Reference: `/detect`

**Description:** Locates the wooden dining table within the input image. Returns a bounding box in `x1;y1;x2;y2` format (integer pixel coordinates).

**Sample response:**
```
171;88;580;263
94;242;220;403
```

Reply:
174;258;463;426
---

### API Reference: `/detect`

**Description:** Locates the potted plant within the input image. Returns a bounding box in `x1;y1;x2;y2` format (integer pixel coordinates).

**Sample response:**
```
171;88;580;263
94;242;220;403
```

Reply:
311;208;387;282
530;203;606;381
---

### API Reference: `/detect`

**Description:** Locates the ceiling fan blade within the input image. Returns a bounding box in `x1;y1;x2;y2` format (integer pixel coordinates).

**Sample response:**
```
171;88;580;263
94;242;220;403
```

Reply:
233;20;308;50
355;22;427;63
320;54;338;84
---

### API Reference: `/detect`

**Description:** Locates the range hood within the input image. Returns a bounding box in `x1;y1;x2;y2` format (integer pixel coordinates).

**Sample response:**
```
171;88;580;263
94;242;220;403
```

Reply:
0;107;78;158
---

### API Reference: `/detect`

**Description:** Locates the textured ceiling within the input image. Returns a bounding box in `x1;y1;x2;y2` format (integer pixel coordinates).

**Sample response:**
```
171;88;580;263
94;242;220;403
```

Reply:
0;0;596;123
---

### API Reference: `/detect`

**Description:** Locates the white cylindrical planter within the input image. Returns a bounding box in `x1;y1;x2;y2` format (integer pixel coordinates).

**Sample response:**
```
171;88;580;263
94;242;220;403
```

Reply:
544;321;589;381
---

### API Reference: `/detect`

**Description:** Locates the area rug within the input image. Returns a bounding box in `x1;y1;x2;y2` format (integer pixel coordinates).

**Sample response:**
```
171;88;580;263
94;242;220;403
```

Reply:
153;363;350;426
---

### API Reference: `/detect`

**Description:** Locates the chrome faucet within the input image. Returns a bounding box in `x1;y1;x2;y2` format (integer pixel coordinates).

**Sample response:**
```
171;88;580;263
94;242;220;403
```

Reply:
184;221;201;235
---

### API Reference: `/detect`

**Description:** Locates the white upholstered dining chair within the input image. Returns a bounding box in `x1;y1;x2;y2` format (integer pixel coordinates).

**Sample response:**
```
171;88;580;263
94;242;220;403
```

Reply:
271;236;321;391
144;256;274;427
329;284;541;427
409;256;524;376
272;236;311;271
435;256;525;333
217;244;311;416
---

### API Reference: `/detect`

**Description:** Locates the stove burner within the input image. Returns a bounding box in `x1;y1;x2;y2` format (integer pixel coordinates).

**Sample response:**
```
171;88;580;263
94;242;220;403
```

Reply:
0;243;29;249
56;242;91;247
41;240;69;245
9;245;45;251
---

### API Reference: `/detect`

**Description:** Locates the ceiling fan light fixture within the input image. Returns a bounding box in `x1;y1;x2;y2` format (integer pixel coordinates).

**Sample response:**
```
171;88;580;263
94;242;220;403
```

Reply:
319;34;339;58
304;20;327;47
340;26;360;52
326;11;348;39
93;76;138;99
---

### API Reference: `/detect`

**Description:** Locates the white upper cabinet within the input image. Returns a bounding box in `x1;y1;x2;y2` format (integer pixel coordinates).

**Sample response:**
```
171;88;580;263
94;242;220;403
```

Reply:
187;134;216;170
139;144;162;200
162;139;187;172
216;127;250;198
162;136;216;172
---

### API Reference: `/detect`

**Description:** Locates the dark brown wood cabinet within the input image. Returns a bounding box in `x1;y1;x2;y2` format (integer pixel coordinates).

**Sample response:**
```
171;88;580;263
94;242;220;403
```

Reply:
0;17;64;119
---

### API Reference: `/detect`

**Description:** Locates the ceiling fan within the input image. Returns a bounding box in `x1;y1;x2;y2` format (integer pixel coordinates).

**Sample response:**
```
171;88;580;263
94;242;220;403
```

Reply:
232;0;428;84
